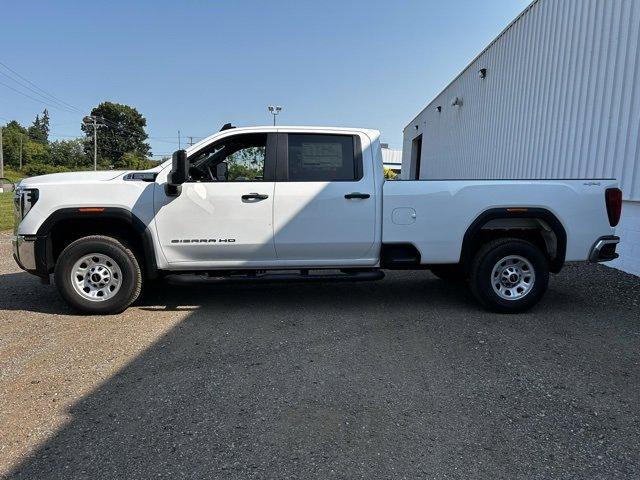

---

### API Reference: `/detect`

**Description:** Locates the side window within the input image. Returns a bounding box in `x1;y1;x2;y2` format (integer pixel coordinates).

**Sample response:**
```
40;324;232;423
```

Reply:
287;134;360;181
226;145;265;181
188;133;267;182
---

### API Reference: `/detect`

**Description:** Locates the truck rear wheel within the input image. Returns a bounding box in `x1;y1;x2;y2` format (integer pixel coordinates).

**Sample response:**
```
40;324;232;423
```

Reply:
469;238;549;313
54;235;142;314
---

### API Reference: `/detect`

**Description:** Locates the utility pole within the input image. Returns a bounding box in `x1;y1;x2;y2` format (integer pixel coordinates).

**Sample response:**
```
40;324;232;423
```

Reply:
188;136;194;146
19;135;22;169
0;125;4;179
178;130;181;150
82;116;105;171
268;105;282;126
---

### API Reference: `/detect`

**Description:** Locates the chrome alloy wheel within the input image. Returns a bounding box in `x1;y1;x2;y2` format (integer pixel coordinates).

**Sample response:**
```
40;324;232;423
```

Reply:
490;255;535;301
71;253;123;302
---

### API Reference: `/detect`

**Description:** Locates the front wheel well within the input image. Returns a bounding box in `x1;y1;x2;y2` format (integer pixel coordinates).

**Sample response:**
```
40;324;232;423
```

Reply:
38;208;158;279
49;218;144;268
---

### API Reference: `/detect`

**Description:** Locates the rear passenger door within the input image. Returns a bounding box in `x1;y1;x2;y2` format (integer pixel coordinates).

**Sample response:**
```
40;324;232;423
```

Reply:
273;132;377;265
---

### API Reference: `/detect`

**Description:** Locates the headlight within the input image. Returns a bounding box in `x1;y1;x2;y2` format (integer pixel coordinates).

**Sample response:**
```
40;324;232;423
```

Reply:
14;187;39;221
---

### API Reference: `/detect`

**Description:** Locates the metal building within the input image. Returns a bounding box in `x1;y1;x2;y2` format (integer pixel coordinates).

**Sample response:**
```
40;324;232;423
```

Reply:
381;144;402;175
402;0;640;276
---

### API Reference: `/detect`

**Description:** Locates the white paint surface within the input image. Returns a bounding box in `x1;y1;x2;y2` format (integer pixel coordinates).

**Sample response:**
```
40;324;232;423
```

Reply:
610;201;640;276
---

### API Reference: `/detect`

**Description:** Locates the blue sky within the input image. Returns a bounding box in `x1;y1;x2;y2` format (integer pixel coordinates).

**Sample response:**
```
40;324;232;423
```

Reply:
0;0;530;157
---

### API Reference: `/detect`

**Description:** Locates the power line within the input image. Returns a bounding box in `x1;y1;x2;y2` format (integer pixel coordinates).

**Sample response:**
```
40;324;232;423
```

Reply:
91;116;184;146
0;70;78;114
49;132;81;138
0;61;82;113
0;79;78;114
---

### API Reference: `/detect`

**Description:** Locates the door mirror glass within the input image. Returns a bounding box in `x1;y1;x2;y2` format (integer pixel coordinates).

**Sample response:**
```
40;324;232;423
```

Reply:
169;150;188;185
216;162;228;181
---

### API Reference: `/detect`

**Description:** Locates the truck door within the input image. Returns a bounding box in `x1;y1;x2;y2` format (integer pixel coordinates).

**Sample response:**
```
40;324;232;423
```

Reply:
273;132;377;265
153;132;277;266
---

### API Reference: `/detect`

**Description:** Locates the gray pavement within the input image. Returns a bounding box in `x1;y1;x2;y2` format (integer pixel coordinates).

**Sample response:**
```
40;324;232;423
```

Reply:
0;232;639;479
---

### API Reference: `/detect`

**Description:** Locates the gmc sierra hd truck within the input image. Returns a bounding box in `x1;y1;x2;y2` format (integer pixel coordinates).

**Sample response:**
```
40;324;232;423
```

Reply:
12;126;621;314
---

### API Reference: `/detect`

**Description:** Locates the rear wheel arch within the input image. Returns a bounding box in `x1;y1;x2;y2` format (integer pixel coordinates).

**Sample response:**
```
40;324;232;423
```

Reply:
36;207;158;279
460;208;567;274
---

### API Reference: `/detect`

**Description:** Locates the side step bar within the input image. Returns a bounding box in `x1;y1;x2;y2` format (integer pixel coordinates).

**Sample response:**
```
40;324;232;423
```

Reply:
165;270;385;286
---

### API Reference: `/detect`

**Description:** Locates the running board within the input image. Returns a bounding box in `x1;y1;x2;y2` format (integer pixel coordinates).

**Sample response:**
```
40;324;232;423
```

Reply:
165;270;385;286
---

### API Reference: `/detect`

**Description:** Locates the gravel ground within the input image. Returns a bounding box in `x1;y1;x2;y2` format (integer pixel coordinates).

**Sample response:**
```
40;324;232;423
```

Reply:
0;231;639;479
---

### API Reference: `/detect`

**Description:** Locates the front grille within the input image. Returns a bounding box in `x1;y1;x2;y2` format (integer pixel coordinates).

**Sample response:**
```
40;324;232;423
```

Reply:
13;191;22;234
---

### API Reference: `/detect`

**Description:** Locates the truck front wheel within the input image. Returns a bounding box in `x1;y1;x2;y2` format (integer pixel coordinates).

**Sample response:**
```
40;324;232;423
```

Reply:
54;235;143;314
469;238;549;313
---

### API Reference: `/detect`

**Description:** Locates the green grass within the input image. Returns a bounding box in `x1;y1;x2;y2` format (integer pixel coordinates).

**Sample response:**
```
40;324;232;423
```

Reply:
1;168;23;183
0;191;14;232
0;170;22;232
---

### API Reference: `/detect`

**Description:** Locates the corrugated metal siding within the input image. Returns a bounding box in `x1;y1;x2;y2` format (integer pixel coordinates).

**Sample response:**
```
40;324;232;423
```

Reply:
381;148;402;167
402;0;640;201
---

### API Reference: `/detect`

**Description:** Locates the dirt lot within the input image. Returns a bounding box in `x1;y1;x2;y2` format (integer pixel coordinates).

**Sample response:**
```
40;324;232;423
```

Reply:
0;231;639;479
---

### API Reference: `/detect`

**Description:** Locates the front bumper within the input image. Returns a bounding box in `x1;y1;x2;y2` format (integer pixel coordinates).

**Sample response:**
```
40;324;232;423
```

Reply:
589;235;620;263
12;234;51;278
12;235;37;271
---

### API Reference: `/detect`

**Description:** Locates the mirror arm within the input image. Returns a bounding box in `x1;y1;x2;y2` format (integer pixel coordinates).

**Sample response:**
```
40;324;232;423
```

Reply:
165;183;182;197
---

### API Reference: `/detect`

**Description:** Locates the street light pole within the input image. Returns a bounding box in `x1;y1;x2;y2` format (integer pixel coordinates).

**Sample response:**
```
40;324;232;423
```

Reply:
267;105;282;126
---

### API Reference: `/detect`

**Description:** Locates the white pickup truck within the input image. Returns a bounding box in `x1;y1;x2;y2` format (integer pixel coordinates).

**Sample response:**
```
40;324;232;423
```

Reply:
12;126;621;314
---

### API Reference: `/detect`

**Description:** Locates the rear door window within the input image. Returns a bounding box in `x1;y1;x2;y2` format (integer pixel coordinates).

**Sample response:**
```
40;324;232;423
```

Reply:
286;134;360;181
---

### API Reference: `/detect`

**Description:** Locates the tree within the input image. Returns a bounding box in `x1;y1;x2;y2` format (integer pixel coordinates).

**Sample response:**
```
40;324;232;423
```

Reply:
81;102;151;167
49;139;89;168
23;140;49;165
227;147;264;180
27;109;49;144
1;120;28;168
115;151;153;170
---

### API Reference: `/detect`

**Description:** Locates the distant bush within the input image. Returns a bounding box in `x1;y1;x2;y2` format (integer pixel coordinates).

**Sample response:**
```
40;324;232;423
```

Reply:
384;167;398;180
115;152;154;170
1;168;23;183
21;163;70;177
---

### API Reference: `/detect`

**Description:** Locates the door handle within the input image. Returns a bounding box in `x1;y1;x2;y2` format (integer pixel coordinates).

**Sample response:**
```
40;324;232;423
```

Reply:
344;192;371;200
241;193;269;200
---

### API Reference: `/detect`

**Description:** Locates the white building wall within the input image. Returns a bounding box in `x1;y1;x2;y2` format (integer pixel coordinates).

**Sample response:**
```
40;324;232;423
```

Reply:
402;0;640;275
381;148;402;172
610;202;640;275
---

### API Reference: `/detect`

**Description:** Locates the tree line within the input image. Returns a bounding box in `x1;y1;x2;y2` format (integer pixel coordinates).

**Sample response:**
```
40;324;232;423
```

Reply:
1;101;158;177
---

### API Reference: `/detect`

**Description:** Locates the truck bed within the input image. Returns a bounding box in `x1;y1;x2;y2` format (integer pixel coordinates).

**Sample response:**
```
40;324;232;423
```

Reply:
382;179;618;264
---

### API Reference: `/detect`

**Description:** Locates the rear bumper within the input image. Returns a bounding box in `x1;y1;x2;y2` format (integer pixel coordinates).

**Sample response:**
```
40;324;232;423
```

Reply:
589;235;620;263
12;234;51;277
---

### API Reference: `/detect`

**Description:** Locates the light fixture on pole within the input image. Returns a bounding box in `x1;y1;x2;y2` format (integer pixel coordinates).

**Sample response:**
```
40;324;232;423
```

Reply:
82;115;105;171
267;105;282;126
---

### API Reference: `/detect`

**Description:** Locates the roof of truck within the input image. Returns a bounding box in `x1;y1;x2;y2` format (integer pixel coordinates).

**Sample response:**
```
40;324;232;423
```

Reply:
186;125;381;153
212;125;379;134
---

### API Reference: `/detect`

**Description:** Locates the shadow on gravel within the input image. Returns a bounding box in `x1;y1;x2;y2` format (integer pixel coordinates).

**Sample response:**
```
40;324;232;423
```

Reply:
0;272;72;315
5;267;640;479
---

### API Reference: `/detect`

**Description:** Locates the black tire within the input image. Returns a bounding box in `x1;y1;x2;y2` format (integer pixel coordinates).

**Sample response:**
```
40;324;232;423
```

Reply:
429;264;465;282
54;235;142;314
469;238;549;313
